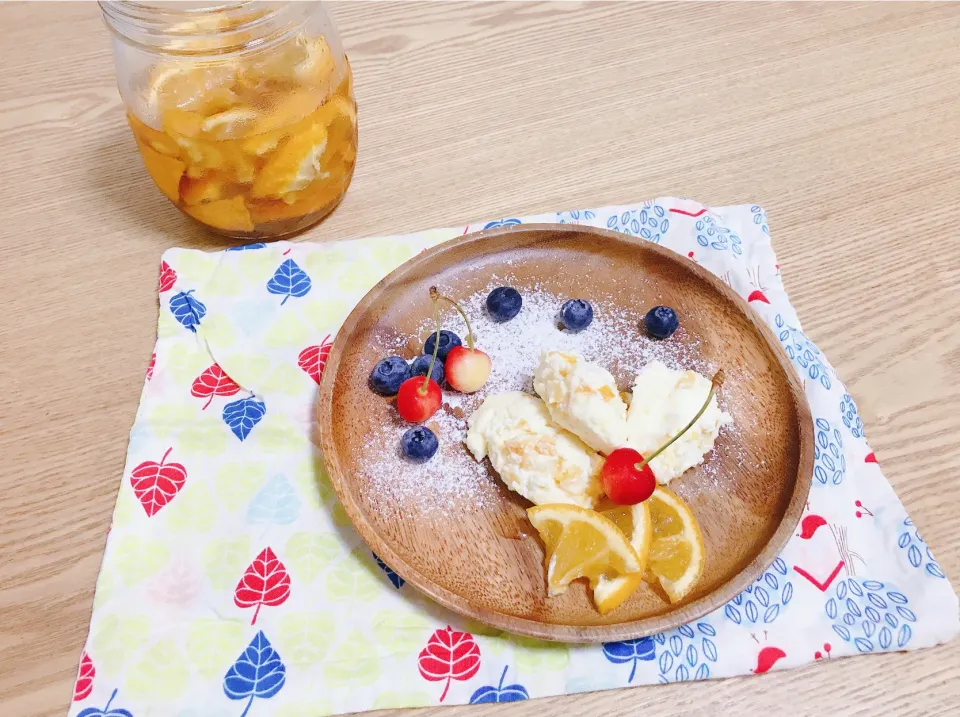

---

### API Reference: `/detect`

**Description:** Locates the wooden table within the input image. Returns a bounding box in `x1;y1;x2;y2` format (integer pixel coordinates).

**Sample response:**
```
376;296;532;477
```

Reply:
2;2;959;716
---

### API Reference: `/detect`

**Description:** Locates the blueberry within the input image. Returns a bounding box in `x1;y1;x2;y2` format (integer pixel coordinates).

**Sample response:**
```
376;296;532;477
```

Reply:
370;356;411;395
645;305;679;339
401;425;439;463
486;286;523;322
423;330;462;361
410;354;444;384
560;299;593;333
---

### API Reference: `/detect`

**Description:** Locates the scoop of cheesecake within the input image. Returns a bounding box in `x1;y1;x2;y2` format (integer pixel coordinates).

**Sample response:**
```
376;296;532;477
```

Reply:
532;350;628;455
465;391;603;508
625;360;731;483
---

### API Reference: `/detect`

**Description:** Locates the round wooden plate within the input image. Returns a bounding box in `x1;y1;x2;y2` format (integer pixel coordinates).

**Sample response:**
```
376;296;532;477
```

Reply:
318;224;813;642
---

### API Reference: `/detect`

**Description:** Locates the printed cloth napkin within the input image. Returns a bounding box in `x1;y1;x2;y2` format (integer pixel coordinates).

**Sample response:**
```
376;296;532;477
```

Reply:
69;198;958;717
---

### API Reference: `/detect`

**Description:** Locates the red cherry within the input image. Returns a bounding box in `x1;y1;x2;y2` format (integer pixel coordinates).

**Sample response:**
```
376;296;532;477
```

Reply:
445;345;491;393
855;500;862;507
600;448;657;505
824;642;831;652
855;511;862;518
396;377;442;423
814;651;822;660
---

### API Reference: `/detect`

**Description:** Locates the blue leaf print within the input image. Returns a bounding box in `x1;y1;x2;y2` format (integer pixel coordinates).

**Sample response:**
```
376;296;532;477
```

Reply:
764;605;780;623
750;205;770;235
469;666;528;704
654;622;718;683
840;393;864;438
602;637;655;682
825;579;915;653
483;218;522;230
702;638;718;662
725;604;742;624
813;418;846;486
169;290;206;333
694;215;742;255
897;517;945;578
556;209;596;224
77;689;133;717
372;552;405;589
774;314;832;389
606;203;669;243
223;396;266;441
246;475;300;526
224;631;286;717
266;259;312;305
227;243;267;251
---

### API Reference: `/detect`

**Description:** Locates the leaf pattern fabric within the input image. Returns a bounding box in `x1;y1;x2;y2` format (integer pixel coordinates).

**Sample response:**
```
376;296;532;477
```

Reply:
69;200;958;717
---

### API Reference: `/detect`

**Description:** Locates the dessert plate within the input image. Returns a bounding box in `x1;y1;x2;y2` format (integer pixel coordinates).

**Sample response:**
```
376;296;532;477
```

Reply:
317;224;813;642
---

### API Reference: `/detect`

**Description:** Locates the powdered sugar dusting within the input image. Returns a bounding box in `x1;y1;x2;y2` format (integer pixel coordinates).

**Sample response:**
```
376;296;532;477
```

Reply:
358;282;745;518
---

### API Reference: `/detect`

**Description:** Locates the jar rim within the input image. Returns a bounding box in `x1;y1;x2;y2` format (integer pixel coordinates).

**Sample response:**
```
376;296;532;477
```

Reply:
99;1;314;57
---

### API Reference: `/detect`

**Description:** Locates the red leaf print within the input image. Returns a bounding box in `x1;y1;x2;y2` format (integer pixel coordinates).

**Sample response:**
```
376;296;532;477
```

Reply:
190;363;241;409
297;335;334;385
753;646;786;674
747;289;770;304
73;651;95;701
146;352;156;381
798;514;828;540
130;448;187;517
234;547;291;625
865;452;879;464
418;626;481;701
158;260;177;293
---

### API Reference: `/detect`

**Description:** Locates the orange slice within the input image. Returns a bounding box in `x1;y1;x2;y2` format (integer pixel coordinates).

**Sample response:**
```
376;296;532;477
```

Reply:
135;138;185;203
127;113;181;157
647;487;705;603
527;504;642;597
247;178;342;224
592;502;653;614
251;122;329;199
183;196;253;232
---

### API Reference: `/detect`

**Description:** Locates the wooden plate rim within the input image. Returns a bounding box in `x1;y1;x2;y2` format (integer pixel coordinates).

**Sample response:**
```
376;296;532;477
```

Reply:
317;223;814;642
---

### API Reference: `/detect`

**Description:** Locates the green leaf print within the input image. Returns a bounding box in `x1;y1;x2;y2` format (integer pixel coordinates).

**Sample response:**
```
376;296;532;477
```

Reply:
214;461;266;512
324;549;381;603
371;611;432;653
111;488;139;528
322;629;380;685
202;535;251;590
125;638;190;699
145;401;194;440
261;362;309;396
373;692;431;709
264;311;310;348
166;481;218;534
91;614;151;676
275;702;334;717
276;612;336;667
113;536;169;586
285;531;342;583
185;618;246;678
257;413;309;454
512;635;570;672
164;343;213;385
291;454;332;511
177;417;229;458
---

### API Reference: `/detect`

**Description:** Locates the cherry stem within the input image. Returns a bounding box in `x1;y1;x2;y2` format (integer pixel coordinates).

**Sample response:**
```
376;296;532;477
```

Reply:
634;369;725;473
421;296;442;396
430;286;476;351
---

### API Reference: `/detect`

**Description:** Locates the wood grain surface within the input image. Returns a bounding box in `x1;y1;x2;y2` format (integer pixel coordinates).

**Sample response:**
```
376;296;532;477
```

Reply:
1;2;958;716
318;223;814;641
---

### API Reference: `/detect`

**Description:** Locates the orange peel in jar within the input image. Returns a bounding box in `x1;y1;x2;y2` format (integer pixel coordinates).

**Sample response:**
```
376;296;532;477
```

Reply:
178;172;228;206
200;106;258;140
293;36;337;90
183;196;254;232
251;122;329;199
248;177;344;224
135;138;185;203
128;113;181;157
147;63;238;113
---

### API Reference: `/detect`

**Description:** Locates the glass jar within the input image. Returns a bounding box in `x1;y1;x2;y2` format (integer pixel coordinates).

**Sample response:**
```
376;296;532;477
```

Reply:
101;1;357;239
